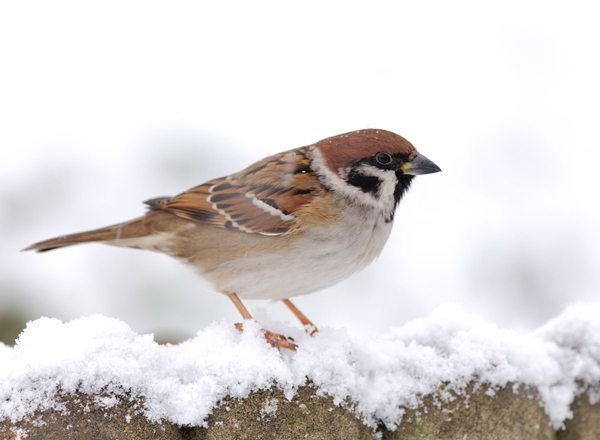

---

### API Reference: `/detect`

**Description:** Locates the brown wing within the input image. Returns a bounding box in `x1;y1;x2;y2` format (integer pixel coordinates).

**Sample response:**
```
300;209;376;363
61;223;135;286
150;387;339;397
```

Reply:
145;147;320;235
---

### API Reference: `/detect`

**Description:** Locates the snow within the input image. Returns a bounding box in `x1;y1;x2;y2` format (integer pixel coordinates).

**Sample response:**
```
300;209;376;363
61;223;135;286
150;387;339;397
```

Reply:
1;302;600;431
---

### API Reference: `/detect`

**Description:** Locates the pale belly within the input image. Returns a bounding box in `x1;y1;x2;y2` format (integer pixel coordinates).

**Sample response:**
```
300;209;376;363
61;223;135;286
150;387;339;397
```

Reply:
206;214;394;300
114;207;395;300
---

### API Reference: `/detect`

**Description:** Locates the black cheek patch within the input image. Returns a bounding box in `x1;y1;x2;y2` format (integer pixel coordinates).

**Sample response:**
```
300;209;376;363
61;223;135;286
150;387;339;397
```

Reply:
346;169;382;196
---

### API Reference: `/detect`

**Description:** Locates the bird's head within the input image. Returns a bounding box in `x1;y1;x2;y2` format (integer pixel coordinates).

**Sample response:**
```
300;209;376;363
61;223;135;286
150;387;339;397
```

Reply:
312;129;441;217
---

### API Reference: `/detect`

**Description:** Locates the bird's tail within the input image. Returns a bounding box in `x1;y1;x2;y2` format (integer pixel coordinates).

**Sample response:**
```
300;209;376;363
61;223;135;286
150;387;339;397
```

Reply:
23;217;149;252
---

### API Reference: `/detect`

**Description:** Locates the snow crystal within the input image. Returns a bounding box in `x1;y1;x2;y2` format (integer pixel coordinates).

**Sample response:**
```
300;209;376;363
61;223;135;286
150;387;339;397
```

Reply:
1;302;600;430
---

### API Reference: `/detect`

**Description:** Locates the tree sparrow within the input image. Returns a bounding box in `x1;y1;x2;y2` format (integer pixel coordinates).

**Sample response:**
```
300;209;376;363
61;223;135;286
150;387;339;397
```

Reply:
24;129;441;349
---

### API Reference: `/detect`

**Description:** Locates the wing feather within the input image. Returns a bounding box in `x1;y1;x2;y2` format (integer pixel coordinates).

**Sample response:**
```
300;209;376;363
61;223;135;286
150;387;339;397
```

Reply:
147;147;319;235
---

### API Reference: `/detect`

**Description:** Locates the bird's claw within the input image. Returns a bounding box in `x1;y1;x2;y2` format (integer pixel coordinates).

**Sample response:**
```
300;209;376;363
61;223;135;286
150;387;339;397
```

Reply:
262;329;298;350
234;322;297;351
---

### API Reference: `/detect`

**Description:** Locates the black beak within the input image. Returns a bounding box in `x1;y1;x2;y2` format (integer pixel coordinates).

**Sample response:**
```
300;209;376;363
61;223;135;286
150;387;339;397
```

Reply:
401;153;441;176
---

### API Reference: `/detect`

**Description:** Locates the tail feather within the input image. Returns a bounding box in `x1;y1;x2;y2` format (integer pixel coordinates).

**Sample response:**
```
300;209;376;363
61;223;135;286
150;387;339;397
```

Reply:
23;217;148;252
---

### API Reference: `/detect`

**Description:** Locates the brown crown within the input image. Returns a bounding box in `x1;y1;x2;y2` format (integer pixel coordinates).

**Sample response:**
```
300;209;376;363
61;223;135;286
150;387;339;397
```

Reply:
314;129;417;174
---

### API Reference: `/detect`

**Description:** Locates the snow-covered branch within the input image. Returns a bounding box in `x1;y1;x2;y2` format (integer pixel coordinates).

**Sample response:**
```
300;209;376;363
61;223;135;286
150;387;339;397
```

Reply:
2;303;600;439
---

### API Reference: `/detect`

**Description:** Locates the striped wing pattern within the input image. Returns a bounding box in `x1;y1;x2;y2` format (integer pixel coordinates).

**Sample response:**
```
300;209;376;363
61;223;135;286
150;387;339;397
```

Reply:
146;148;319;235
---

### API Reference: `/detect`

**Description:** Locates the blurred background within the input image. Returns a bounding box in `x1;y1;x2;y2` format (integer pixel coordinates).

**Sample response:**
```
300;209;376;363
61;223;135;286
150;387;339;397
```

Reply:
1;1;599;345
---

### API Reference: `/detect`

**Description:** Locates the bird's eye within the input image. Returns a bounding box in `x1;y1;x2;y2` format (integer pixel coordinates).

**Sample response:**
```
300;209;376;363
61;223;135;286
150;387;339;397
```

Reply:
375;152;393;166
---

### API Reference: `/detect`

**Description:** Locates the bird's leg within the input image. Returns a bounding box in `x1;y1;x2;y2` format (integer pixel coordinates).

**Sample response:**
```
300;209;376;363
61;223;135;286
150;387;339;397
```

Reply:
282;299;318;336
227;293;297;351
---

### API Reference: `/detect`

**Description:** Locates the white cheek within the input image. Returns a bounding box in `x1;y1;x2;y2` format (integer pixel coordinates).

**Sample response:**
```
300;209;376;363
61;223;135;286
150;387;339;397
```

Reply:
310;147;397;218
310;147;362;199
356;164;398;210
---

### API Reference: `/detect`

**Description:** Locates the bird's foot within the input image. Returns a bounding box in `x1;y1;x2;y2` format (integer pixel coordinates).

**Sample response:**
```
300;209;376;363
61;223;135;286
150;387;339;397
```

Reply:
305;325;318;336
234;322;297;351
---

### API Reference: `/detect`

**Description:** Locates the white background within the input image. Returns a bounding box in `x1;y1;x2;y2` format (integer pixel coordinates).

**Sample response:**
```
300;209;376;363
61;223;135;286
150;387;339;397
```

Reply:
1;1;599;340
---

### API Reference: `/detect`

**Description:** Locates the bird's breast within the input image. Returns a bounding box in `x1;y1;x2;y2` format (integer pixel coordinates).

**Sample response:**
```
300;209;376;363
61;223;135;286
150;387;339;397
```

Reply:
202;203;394;300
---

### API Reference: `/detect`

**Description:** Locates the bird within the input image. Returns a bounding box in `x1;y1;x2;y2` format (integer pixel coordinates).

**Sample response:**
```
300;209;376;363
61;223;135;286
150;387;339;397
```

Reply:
24;129;441;350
